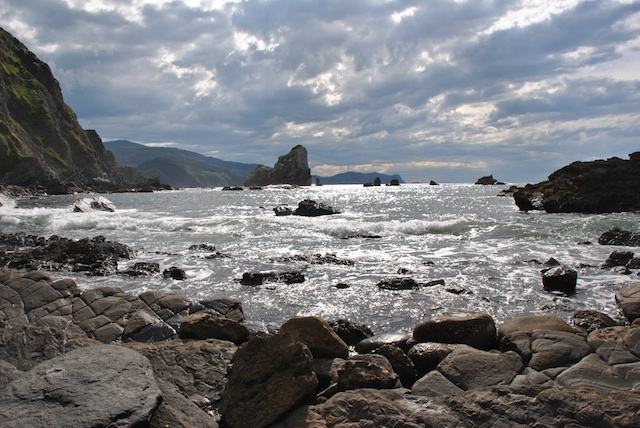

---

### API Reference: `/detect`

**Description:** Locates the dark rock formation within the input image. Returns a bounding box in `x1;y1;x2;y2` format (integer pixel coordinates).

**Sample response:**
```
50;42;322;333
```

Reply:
616;282;640;322
475;175;499;185
239;271;305;285
293;199;341;216
244;145;311;187
0;28;160;193
328;318;374;346
178;313;249;344
413;313;497;350
429;180;439;185
73;196;116;212
541;265;577;294
377;277;444;290
513;153;640;213
599;227;640;246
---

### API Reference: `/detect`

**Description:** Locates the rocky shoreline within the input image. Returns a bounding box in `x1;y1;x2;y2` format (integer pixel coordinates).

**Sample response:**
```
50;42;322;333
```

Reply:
1;259;640;427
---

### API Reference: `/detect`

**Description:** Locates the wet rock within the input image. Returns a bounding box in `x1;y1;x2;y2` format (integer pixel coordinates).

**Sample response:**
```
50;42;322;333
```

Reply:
0;345;161;428
178;313;249;344
239;270;305;285
293;199;341;216
121;261;160;276
475;175;499;185
615;282;640;322
437;348;523;390
407;342;473;376
73;196;116;212
221;333;318;428
354;332;412;354
280;316;349;359
623;327;640;359
163;266;187;280
198;298;245;322
599;227;640;246
528;330;592;371
411;370;464;397
541;265;577;294
273;205;293;216
413;313;497;350
328;318;374;346
377;277;445;290
272;252;354;266
603;251;635;269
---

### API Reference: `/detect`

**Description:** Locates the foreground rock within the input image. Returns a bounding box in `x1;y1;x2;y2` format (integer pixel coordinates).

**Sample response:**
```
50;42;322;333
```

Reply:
513;152;640;213
616;282;640;322
221;333;318;428
0;345;162;427
244;145;312;187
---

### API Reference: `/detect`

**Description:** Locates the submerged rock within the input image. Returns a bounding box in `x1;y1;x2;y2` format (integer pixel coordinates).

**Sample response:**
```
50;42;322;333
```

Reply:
73;196;116;212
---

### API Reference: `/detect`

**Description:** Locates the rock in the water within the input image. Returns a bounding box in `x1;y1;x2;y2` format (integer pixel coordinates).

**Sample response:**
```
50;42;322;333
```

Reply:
221;333;318;428
244;145;312;187
475;175;500;185
293;199;340;216
602;251;635;269
163;266;187;280
541;265;577;294
437;347;523;390
615;282;640;323
178;313;249;344
377;277;444;290
280;316;349;359
599;227;640;246
0;345;162;428
513;153;640;213
412;313;497;350
240;270;305;285
273;205;293;216
73;196;116;212
570;309;617;334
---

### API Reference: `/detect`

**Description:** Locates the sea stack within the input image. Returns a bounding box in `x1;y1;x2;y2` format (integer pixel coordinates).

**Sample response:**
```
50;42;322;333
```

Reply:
244;145;312;187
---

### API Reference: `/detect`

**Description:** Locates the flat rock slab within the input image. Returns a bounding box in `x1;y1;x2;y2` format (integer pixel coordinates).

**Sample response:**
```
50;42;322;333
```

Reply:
0;345;161;428
413;313;497;350
498;315;575;340
556;354;640;391
529;330;592;371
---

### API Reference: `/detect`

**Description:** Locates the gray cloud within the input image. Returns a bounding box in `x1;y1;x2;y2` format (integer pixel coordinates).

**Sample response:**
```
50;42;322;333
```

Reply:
1;0;639;183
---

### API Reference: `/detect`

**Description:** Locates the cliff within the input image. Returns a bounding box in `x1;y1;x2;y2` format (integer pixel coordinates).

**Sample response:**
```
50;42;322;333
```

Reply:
0;28;142;193
244;145;312;187
513;152;640;213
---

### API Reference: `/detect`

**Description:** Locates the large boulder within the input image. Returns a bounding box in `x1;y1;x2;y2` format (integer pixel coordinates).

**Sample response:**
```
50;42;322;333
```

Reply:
412;313;497;350
513;153;640;213
244;145;312;187
280;316;349;359
541;265;577;294
221;333;318;428
178;313;249;344
528;330;592;371
498;315;575;340
0;345;162;427
73;196;116;212
407;342;473;376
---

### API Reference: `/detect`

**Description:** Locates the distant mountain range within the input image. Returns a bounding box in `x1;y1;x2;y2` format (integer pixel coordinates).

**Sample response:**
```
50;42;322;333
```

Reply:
314;172;404;185
104;140;259;187
105;140;405;188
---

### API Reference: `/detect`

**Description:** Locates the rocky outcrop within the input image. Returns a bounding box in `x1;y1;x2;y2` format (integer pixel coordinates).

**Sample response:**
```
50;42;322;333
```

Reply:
513;153;640;213
599;227;640;246
475;175;502;185
73;196;116;212
244;145;311;186
0;345;162;428
0;28;164;194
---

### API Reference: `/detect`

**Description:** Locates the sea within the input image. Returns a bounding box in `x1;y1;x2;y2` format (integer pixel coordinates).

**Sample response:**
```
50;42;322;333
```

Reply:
1;183;639;334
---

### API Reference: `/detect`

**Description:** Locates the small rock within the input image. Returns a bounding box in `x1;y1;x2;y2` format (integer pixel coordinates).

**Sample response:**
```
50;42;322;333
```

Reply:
541;265;577;294
413;313;497;350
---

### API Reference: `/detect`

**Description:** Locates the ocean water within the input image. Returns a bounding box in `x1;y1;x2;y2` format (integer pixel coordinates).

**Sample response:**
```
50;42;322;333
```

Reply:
1;184;639;334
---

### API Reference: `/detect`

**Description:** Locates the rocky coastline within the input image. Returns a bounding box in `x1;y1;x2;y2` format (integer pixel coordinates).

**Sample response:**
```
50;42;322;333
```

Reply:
2;225;640;427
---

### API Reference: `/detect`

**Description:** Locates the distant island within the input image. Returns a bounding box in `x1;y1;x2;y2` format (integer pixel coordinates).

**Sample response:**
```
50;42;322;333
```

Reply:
314;172;404;185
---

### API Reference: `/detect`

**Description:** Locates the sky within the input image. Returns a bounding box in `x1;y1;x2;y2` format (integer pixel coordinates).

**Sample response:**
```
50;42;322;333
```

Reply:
1;0;640;183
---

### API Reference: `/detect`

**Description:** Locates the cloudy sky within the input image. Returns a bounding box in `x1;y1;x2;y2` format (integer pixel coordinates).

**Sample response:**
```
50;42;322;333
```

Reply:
2;0;640;182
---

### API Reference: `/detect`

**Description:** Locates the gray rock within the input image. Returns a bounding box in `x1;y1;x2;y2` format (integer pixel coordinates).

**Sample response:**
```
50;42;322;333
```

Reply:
0;345;161;428
244;145;312;187
616;282;640;322
437;348;523;390
571;309;617;333
529;330;592;371
126;338;237;407
413;313;497;350
354;332;412;354
509;367;553;387
150;379;218;428
623;327;640;358
411;370;464;397
556;353;640;391
280;316;349;359
221;333;318;428
588;326;639;365
498;314;575;340
0;359;20;389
